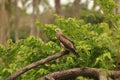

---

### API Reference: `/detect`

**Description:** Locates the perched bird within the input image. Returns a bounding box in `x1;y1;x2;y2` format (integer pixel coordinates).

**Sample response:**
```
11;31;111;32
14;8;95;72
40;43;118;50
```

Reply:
55;29;79;58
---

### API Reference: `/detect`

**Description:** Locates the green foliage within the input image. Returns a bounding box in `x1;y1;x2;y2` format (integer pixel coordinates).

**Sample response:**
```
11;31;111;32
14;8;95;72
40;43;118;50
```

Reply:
97;0;120;28
80;0;120;28
1;0;120;79
0;15;119;79
76;76;94;80
41;16;116;69
80;10;105;24
0;36;61;79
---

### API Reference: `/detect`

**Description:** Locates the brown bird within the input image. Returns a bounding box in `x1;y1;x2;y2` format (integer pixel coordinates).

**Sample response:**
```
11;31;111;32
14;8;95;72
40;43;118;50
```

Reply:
55;29;79;58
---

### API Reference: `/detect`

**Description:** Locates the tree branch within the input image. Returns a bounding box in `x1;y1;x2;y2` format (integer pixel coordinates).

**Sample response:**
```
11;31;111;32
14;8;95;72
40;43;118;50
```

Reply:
7;50;120;80
44;68;120;80
110;70;120;79
7;50;70;80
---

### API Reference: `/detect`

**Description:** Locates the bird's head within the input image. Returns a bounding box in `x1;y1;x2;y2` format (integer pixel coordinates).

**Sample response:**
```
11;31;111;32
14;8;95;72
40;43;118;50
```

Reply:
55;28;62;34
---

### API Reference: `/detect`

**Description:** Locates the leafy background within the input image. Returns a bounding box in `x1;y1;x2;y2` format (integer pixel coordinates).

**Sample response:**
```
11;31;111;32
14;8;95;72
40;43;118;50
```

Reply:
0;16;120;80
0;0;120;80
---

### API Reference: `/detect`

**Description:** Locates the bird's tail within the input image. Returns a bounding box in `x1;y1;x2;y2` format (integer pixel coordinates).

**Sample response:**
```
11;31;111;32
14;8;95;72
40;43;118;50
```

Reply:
73;50;80;58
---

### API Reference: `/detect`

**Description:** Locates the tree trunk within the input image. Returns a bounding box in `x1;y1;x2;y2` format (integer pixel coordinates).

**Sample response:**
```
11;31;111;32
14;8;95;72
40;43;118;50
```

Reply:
65;0;81;18
92;0;97;10
114;0;120;14
6;13;10;39
6;0;12;39
85;0;89;9
35;0;40;38
72;0;81;17
0;0;7;45
31;1;35;35
55;0;62;15
31;0;40;37
14;0;19;42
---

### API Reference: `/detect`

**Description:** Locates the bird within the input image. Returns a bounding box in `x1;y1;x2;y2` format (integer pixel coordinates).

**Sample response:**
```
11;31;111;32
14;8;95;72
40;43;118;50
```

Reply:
55;29;79;58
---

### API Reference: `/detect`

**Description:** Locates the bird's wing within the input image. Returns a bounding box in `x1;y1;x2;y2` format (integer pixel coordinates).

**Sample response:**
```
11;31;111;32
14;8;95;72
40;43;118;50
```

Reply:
59;34;75;49
60;34;74;44
58;34;79;58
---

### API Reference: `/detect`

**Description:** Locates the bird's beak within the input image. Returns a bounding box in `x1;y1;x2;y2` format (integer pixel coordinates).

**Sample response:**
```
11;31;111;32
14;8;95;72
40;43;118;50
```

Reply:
55;29;61;33
55;29;58;32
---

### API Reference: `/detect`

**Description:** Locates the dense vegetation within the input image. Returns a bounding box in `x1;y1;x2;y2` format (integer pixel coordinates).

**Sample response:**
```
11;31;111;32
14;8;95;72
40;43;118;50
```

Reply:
0;16;120;80
0;0;120;80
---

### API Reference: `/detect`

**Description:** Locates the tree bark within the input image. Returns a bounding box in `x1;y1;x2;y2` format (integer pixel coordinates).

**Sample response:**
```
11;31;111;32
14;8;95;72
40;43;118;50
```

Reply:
0;0;7;45
31;0;40;37
7;49;120;80
114;0;120;14
7;10;11;39
44;68;120;80
7;50;70;80
92;0;97;10
72;0;81;17
5;0;12;40
55;0;62;15
65;0;81;18
14;0;19;42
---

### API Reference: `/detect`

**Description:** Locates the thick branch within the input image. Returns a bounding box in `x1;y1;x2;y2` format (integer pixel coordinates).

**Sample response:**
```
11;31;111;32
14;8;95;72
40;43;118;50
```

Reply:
7;50;70;80
110;70;120;79
44;68;99;80
44;68;120;80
